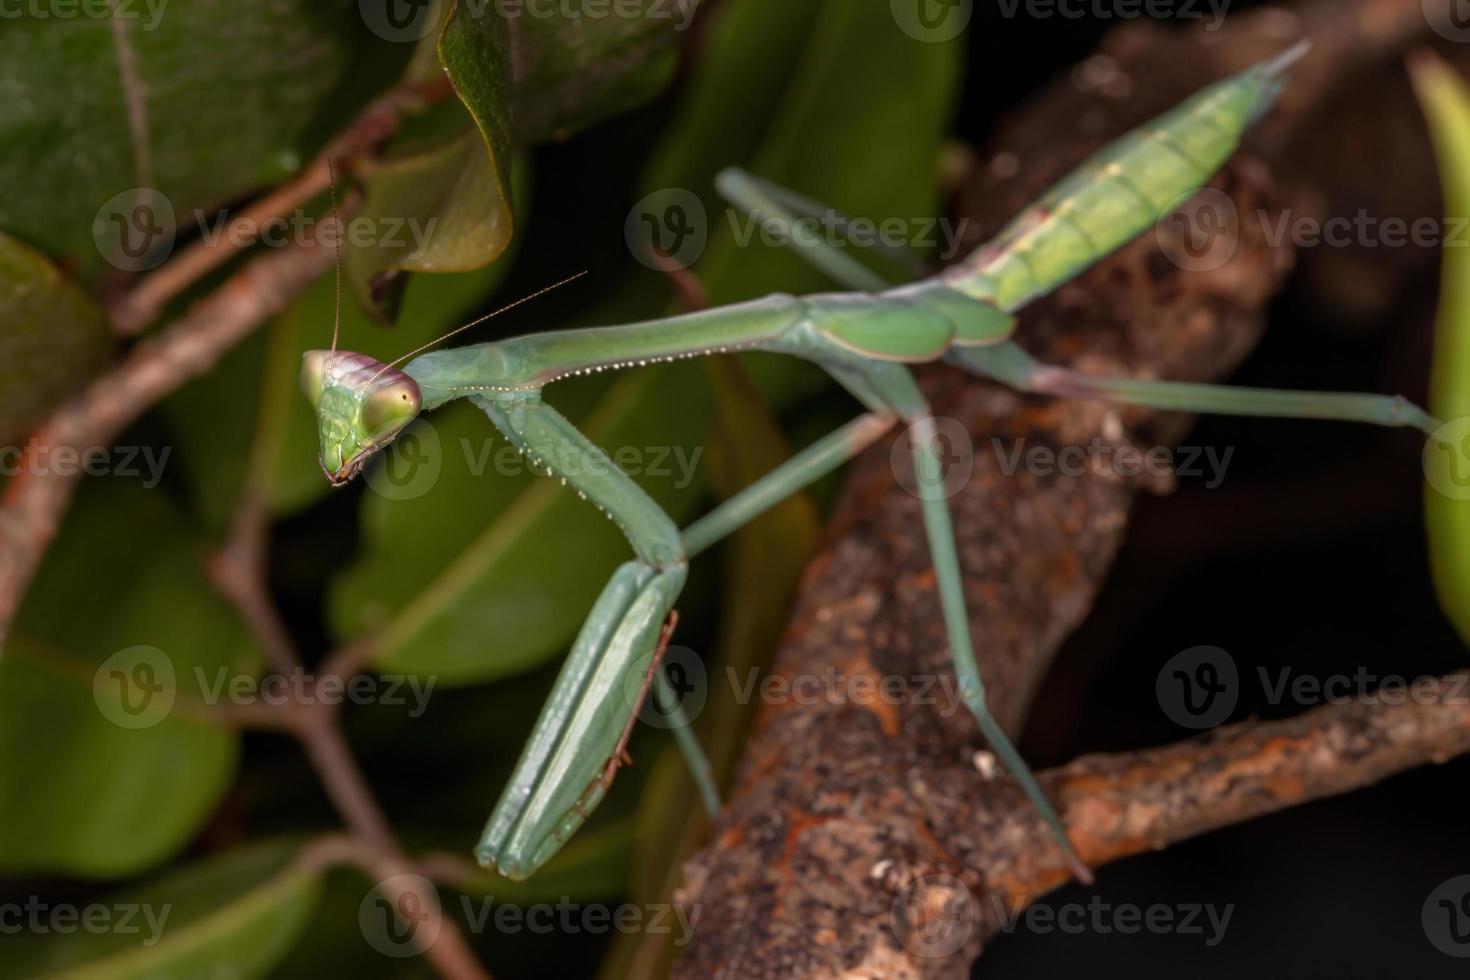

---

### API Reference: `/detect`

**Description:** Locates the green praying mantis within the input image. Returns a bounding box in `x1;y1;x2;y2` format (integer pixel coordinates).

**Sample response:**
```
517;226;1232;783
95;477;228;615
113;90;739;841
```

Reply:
303;41;1441;884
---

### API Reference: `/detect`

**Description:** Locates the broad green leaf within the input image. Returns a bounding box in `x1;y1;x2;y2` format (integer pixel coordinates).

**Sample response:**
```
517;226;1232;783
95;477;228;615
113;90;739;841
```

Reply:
1413;53;1470;644
346;125;515;322
0;232;111;442
2;841;322;979
0;482;260;875
346;3;516;321
509;0;700;142
0;1;374;282
347;0;695;320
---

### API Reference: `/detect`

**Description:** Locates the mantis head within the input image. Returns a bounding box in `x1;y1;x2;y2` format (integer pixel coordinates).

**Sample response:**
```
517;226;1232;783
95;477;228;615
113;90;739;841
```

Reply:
301;350;422;486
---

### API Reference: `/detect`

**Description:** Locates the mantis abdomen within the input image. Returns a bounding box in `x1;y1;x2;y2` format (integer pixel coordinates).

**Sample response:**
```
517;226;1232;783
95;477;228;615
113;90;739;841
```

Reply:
947;43;1306;313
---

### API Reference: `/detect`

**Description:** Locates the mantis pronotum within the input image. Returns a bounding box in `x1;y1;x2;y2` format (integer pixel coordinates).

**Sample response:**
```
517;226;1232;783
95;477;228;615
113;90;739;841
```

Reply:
304;42;1437;883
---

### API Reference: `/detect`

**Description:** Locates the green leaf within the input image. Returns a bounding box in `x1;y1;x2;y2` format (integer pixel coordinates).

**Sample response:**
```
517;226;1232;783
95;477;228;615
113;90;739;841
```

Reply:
0;482;260;876
1412;53;1470;645
347;0;699;320
2;841;322;979
0;232;111;443
346;3;516;322
0;1;373;282
346;126;515;322
508;0;700;142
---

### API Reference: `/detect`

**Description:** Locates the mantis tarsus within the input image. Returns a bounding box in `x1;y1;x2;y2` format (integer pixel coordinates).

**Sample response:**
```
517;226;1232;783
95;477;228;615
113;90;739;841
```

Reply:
304;41;1439;884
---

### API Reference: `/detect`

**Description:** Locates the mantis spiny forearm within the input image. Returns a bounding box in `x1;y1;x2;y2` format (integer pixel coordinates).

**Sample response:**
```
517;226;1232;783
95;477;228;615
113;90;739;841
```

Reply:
304;41;1437;883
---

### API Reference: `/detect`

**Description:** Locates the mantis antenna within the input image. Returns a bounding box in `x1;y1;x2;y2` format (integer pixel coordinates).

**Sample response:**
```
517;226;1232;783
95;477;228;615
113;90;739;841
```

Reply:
367;270;589;384
327;157;344;354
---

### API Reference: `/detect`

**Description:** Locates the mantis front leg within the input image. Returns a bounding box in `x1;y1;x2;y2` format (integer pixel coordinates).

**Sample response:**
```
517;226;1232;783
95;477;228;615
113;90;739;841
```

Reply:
472;391;691;880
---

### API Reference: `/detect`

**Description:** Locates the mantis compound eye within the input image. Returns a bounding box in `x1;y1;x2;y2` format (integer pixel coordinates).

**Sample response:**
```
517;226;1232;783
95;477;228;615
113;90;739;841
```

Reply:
362;376;422;443
300;350;331;409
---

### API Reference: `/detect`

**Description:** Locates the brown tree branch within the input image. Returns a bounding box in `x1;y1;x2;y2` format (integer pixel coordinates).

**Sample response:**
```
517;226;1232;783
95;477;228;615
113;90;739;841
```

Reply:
675;2;1453;976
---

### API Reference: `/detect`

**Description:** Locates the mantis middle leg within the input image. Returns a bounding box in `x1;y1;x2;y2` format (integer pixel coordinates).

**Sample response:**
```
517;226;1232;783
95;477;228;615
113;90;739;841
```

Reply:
829;358;1096;884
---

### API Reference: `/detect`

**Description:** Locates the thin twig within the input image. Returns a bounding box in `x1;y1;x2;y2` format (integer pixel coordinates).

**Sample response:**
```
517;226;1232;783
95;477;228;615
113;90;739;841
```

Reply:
206;486;492;980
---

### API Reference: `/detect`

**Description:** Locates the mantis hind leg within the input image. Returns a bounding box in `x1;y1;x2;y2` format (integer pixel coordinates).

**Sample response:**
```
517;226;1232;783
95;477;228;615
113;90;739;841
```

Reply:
828;359;1095;884
950;341;1440;434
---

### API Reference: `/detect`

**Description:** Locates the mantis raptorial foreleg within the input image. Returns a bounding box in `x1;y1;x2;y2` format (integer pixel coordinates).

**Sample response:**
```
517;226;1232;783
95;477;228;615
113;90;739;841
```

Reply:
470;392;693;878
